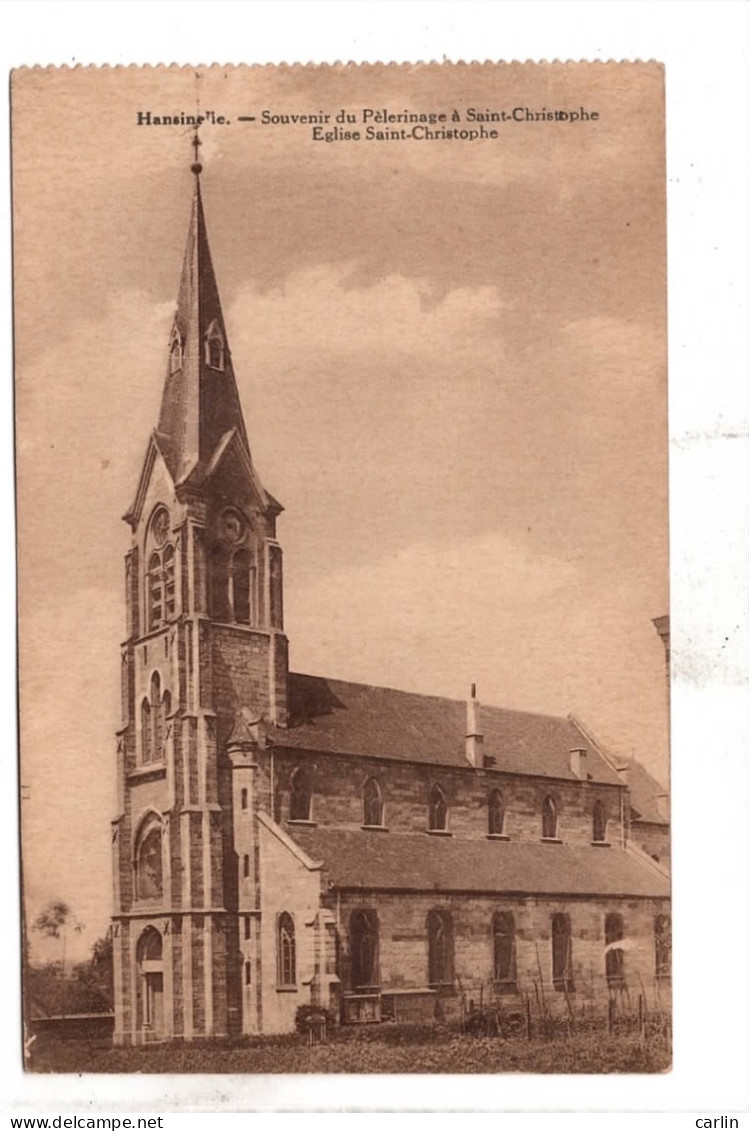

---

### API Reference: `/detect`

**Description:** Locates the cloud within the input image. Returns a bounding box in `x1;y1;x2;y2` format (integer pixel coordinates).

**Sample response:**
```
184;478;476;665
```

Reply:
228;265;506;361
286;526;669;771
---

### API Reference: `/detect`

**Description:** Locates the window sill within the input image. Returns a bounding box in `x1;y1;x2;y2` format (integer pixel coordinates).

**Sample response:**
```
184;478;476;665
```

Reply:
487;833;511;841
540;837;563;844
276;985;298;994
137;624;175;644
287;819;317;827
381;986;436;997
361;824;389;832
128;762;166;781
426;829;452;837
591;840;611;847
212;619;262;632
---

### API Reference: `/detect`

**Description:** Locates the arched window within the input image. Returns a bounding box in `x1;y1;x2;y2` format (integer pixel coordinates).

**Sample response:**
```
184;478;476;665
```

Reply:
150;673;163;761
428;784;447;831
147;551;162;631
244;961;252;986
493;912;517;992
363;778;383;827
210;545;230;622
141;699;152;763
204;320;225;371
488;789;505;835
163;544;175;619
138;925;163;963
135;821;164;900
146;509;174;630
240;787;248;810
593;800;607;843
542;796;558;839
290;767;312;822
427;909;454;986
551;912;574;992
277;912;296;987
350;909;379;989
605;912;625;988
654;914;671;982
232;548;251;625
242;854;250;879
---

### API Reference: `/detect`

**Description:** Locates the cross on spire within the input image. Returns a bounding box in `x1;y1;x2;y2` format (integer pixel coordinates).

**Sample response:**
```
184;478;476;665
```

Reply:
191;127;202;176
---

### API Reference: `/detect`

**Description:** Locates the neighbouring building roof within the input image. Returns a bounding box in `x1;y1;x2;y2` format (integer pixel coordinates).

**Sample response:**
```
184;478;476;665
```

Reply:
271;673;623;785
627;758;669;826
289;826;670;899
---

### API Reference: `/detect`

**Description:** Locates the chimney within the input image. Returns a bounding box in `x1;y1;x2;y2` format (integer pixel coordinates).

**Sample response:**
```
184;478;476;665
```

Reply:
465;684;483;767
569;747;587;779
656;792;670;821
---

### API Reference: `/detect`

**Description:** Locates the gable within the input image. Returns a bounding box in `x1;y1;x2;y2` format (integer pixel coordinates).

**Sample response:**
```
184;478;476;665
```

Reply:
189;428;282;519
123;433;176;529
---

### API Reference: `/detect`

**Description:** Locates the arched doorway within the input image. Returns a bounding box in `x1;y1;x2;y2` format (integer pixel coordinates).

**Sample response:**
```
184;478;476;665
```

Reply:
137;926;164;1039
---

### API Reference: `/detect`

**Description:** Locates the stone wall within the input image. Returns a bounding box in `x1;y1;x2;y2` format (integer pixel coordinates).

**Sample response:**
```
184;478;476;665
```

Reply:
256;819;323;1034
273;747;625;848
333;890;670;1023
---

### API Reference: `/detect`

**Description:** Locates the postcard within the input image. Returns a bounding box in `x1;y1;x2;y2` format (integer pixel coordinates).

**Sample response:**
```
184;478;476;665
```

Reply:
13;60;669;1076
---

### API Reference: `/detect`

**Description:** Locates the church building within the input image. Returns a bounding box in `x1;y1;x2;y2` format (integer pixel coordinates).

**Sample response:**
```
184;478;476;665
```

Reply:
111;164;670;1044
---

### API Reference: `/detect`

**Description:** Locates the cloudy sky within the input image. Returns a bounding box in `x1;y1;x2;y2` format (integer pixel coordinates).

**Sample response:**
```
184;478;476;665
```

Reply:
14;63;668;957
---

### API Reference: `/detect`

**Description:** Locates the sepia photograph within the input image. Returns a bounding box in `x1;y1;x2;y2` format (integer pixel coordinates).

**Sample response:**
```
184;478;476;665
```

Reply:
13;60;671;1076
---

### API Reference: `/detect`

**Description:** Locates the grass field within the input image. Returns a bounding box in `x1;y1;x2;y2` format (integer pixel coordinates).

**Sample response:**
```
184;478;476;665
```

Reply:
29;1024;671;1075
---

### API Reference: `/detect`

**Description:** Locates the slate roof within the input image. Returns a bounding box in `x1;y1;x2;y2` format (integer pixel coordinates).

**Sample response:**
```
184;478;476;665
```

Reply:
271;673;622;785
289;826;669;899
156;177;251;484
627;759;669;826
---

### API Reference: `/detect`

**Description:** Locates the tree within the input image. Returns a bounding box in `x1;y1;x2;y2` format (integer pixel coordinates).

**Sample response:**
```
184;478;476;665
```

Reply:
28;925;113;1018
32;901;83;1017
72;929;114;1012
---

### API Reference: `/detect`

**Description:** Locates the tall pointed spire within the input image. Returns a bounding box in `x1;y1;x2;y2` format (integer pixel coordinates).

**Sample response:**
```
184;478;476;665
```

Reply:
156;160;250;484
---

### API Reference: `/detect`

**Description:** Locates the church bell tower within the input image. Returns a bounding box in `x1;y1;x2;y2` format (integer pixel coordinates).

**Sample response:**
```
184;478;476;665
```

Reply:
111;155;288;1044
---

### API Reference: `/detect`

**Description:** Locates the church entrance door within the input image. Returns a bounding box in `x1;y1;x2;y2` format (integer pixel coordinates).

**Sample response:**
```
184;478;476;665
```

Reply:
136;926;165;1040
144;972;164;1034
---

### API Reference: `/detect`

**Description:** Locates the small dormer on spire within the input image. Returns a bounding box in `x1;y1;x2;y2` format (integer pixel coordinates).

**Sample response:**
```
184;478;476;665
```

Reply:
154;151;251;486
